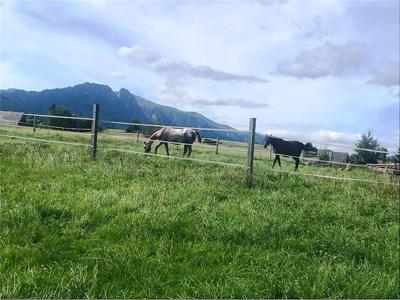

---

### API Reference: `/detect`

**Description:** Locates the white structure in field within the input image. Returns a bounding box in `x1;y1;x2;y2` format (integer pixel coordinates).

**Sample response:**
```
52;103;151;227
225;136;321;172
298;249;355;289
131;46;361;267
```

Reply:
0;111;24;125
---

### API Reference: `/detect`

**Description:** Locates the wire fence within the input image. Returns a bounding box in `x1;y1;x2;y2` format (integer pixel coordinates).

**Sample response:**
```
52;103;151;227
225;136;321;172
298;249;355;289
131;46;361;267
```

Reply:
264;133;396;154
0;133;90;147
103;146;245;168
263;167;399;186
0;109;398;187
100;120;249;133
23;113;93;121
266;151;374;169
0;118;92;133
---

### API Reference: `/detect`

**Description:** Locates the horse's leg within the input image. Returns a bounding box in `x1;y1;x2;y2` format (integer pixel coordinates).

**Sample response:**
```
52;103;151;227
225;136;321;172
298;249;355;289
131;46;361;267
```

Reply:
277;155;282;168
293;157;300;171
164;143;169;156
183;145;187;156
188;145;192;157
155;142;163;154
272;155;278;168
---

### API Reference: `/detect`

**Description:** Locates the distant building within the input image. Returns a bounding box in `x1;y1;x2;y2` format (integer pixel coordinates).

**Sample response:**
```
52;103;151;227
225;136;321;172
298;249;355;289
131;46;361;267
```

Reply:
330;151;349;163
0;111;24;126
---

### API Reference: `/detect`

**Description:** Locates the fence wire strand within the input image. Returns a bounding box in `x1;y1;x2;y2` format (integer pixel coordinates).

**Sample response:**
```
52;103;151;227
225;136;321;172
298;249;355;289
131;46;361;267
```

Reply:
102;146;245;168
0;133;91;147
101;120;249;133
267;151;374;169
265;133;394;154
0;113;398;187
264;167;399;186
24;113;93;121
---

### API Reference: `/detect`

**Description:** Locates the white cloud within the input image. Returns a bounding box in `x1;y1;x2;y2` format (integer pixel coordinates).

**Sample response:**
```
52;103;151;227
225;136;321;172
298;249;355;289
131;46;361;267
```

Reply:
1;0;399;144
367;60;400;87
265;129;398;153
118;45;269;83
118;45;161;63
275;42;369;79
266;129;359;146
156;86;268;108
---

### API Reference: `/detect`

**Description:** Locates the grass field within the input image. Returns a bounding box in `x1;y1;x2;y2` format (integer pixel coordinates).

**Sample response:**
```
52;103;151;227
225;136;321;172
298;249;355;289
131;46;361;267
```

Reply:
0;125;399;298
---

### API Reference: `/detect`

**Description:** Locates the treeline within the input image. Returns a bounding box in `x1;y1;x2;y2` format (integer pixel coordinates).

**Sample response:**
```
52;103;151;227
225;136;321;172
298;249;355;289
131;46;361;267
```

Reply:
22;105;91;131
318;130;398;164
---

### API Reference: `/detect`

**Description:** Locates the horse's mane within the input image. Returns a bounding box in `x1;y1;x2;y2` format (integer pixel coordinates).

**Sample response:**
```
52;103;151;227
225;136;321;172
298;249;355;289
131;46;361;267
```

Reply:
148;127;162;136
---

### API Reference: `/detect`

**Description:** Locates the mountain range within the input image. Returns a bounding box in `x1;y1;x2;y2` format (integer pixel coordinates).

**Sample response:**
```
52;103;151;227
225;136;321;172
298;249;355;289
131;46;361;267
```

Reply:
0;82;263;143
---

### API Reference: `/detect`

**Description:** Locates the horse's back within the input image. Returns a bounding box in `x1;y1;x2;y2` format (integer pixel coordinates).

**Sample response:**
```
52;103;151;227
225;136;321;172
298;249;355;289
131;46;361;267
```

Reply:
160;127;196;143
273;139;304;156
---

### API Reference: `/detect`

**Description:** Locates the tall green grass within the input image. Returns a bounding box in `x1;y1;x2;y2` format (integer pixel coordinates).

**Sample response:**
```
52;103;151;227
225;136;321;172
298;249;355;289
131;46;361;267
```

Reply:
0;127;399;298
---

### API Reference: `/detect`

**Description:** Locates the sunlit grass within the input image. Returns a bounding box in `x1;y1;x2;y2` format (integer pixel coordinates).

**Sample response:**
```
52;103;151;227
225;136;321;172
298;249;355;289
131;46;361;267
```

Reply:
0;126;399;298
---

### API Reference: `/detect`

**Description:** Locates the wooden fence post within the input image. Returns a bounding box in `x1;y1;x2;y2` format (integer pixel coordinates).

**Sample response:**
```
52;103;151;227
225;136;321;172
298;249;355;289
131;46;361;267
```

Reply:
269;146;272;161
136;130;139;144
215;137;220;154
246;118;256;185
33;116;36;133
91;104;99;160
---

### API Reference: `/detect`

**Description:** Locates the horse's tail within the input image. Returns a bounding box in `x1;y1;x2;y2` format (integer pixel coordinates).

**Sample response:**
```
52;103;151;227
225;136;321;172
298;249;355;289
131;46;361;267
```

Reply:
194;130;202;143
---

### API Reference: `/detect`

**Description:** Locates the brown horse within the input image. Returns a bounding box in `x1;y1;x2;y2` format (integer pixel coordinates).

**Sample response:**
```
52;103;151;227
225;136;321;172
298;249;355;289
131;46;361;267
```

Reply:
144;127;201;157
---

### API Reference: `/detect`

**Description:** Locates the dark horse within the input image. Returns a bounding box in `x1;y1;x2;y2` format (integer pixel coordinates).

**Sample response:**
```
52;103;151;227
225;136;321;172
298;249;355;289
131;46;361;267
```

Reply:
264;136;317;171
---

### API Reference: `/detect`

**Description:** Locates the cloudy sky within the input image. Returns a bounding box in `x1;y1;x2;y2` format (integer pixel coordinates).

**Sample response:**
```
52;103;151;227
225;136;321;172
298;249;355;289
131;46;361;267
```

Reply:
0;0;399;152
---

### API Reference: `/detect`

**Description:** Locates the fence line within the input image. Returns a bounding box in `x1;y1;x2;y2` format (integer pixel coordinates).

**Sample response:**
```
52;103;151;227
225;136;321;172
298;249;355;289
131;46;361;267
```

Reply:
0;122;395;165
269;151;373;169
103;146;245;168
100;120;249;133
99;131;262;155
0;123;27;129
3;112;395;154
217;145;268;154
0;119;29;124
0;133;90;147
99;134;216;150
99;133;250;154
24;113;93;121
1;131;396;186
0;122;92;136
1;109;398;188
0;119;92;132
265;167;399;186
265;133;393;154
33;123;92;132
0;123;393;169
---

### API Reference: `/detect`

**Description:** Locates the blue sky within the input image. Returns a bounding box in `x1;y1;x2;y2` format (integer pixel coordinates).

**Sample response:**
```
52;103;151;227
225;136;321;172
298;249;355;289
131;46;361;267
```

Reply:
0;0;399;152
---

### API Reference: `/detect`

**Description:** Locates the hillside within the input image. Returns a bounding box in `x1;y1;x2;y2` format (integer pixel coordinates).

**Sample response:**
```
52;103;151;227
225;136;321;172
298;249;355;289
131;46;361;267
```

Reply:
0;127;398;298
0;83;262;142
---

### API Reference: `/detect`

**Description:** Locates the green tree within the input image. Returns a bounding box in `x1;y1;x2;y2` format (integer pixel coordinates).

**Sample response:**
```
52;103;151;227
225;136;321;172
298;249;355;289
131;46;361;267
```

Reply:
46;105;91;131
355;130;382;164
349;153;359;164
377;146;388;162
318;149;330;161
48;105;75;128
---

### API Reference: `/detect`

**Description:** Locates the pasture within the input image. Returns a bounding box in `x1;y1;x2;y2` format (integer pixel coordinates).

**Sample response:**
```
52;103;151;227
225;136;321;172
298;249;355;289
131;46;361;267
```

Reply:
0;125;399;298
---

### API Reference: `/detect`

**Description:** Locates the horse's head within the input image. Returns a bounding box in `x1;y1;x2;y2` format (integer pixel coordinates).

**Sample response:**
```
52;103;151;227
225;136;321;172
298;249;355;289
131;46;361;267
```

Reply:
144;141;152;153
304;142;318;154
264;135;272;148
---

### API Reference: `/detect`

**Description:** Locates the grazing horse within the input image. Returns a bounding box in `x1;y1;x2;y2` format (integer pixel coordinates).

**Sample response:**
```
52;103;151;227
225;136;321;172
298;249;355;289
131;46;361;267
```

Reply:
264;136;317;171
144;127;201;157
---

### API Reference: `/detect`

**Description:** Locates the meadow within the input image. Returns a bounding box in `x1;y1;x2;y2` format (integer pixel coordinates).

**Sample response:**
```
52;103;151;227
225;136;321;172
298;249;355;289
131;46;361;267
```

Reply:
0;125;399;298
